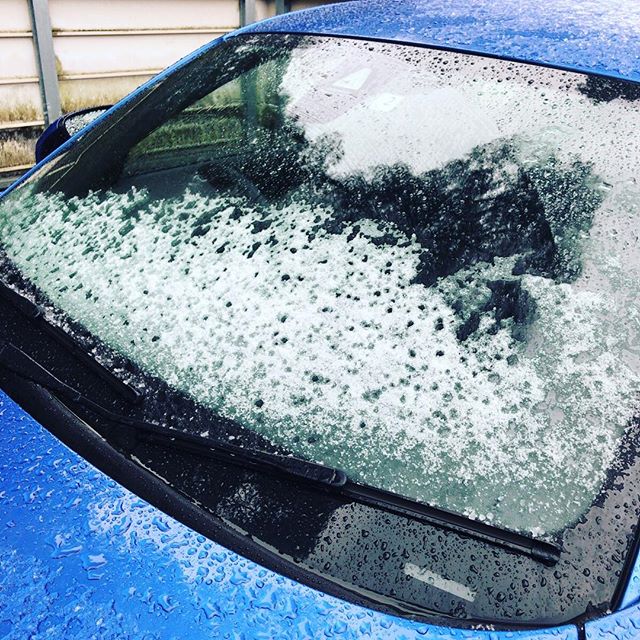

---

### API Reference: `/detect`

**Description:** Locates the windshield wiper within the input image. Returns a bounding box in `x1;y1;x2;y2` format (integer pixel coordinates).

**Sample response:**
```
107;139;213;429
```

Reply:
0;341;561;566
341;483;560;566
0;341;346;487
0;280;140;403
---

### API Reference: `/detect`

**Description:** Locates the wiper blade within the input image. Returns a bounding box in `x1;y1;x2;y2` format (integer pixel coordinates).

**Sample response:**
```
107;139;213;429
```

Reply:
0;341;346;488
119;418;347;487
340;483;561;567
0;341;561;565
0;280;140;403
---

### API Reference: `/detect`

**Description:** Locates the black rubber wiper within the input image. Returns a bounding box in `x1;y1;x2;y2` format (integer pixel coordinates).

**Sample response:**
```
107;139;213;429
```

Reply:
0;341;561;566
0;280;140;403
0;341;346;488
341;483;561;566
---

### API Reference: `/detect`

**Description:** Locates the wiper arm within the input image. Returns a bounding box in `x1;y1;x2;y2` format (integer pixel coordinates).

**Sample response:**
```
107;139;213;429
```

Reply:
0;341;346;488
0;341;561;565
0;280;140;403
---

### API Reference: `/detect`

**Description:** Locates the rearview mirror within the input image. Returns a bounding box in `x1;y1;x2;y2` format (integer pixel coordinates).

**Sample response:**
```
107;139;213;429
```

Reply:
35;106;111;163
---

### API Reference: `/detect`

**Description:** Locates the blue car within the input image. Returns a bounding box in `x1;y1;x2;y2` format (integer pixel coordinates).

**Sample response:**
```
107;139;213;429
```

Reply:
2;0;640;637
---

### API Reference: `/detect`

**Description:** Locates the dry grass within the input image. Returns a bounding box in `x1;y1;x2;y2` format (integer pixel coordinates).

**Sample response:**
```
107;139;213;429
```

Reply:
0;103;42;125
60;83;147;114
61;92;126;114
0;137;35;169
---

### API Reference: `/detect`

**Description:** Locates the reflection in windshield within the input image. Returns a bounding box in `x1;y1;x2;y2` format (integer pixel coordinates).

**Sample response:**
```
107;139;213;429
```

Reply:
1;36;639;536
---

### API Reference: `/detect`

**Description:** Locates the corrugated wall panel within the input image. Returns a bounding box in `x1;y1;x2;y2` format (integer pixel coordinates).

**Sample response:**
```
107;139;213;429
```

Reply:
0;0;41;176
48;0;241;112
53;33;219;77
0;37;39;82
0;0;32;33
49;0;240;32
0;0;41;123
0;0;338;176
292;1;335;9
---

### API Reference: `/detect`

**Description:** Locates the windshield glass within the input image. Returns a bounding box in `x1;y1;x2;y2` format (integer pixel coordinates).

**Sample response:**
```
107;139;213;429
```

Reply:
1;34;639;538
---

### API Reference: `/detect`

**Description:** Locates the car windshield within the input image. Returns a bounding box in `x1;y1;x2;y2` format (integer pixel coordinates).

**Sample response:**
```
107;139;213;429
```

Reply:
1;34;639;539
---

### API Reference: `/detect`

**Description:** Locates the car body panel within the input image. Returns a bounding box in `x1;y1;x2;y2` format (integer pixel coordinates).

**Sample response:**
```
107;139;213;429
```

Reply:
621;559;640;610
236;0;640;83
1;1;640;636
585;603;640;640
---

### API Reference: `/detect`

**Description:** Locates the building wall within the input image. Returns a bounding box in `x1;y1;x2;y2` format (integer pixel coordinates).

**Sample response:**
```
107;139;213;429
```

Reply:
0;0;335;177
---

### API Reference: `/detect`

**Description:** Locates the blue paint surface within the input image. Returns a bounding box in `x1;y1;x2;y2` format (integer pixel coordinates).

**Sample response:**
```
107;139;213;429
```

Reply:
239;0;640;83
0;390;580;638
620;549;640;610
585;601;640;640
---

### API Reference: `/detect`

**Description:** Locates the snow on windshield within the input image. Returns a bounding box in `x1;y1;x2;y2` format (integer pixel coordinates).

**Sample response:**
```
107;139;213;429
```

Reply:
1;37;639;535
3;165;638;535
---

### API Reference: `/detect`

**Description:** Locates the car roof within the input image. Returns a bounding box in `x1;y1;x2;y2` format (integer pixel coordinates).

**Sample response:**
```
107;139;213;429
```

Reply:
236;0;640;84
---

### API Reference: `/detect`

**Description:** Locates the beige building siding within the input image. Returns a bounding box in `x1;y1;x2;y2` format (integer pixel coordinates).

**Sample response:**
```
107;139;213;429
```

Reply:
0;0;338;176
